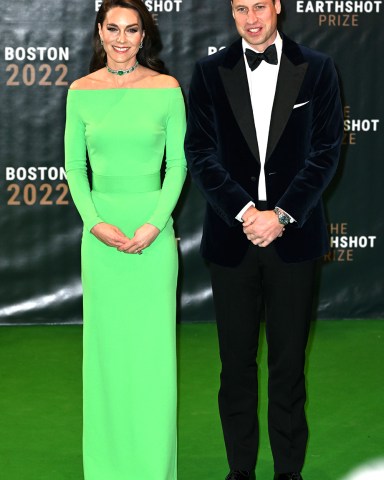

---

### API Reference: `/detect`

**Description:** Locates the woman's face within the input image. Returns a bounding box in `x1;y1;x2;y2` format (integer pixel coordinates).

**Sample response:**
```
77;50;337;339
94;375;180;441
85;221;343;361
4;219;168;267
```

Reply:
98;6;145;68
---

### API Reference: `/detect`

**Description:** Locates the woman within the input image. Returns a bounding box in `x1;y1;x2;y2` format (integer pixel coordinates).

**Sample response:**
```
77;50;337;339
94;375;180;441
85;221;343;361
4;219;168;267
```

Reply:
64;1;186;478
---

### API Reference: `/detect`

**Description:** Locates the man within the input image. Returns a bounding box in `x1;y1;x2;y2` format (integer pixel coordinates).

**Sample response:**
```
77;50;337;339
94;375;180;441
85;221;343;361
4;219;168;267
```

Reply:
184;1;343;479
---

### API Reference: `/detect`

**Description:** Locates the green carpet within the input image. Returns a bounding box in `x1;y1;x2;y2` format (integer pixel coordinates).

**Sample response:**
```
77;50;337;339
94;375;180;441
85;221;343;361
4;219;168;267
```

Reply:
0;321;383;479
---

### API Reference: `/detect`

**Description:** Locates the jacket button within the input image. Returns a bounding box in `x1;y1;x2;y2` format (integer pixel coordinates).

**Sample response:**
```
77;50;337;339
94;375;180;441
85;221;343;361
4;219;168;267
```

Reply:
250;176;257;182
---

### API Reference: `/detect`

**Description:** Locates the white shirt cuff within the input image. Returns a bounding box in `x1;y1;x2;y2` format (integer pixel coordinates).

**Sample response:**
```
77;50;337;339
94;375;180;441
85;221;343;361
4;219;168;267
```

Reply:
236;201;255;222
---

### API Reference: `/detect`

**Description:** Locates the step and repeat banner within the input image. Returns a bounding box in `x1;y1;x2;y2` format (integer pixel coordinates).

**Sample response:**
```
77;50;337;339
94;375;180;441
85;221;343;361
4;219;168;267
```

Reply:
0;1;383;324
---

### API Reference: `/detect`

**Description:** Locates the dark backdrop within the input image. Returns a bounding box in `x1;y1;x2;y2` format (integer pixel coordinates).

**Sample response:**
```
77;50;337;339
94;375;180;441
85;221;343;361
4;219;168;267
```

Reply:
1;0;383;324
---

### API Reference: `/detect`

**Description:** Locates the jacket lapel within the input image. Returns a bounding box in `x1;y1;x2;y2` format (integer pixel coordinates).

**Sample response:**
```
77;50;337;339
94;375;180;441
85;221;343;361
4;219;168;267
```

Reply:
266;36;308;159
218;40;260;163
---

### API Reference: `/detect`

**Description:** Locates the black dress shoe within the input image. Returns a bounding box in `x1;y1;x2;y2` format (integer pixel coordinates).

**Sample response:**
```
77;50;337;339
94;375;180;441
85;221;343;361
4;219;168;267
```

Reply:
274;473;303;480
225;470;252;480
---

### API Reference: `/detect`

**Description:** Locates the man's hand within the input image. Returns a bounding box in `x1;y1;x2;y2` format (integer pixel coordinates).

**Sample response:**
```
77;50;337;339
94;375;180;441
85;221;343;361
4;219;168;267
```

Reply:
242;206;284;247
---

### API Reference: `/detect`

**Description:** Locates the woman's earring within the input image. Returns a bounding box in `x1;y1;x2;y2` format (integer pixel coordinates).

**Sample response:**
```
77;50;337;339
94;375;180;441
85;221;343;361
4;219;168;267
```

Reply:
100;38;104;47
139;41;143;49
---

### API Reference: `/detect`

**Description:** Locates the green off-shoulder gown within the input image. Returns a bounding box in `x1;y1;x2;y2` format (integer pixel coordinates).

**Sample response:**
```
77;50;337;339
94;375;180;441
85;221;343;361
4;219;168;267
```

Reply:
64;87;186;480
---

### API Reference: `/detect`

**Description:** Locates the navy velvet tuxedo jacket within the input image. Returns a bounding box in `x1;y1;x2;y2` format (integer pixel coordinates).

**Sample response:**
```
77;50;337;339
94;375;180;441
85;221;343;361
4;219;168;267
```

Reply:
185;34;343;266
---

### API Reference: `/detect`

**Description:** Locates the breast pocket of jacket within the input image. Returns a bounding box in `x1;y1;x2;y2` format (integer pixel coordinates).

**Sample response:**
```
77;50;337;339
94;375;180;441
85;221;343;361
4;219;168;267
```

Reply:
288;100;312;132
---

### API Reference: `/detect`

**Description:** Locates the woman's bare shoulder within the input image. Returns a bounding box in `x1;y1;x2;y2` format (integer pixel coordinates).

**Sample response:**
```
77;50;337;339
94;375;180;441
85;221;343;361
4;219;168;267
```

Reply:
69;69;108;90
149;73;180;89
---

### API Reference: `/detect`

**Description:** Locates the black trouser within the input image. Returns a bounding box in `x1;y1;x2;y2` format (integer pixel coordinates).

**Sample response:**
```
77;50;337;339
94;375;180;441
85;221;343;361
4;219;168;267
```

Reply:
209;244;317;474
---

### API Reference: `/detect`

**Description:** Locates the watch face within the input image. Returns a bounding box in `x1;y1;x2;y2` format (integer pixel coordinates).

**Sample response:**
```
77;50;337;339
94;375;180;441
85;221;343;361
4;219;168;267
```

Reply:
274;208;289;225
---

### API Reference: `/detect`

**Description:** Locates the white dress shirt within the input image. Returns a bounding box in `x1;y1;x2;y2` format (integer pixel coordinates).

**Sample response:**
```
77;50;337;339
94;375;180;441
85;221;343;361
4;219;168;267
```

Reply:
236;33;284;222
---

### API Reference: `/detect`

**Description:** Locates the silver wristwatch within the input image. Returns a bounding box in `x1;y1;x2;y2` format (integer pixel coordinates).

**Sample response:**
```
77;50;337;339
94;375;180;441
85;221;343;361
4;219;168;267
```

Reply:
273;207;290;226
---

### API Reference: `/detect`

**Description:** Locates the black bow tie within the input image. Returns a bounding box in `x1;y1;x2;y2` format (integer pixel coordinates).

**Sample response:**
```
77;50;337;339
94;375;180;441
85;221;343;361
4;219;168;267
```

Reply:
245;44;278;71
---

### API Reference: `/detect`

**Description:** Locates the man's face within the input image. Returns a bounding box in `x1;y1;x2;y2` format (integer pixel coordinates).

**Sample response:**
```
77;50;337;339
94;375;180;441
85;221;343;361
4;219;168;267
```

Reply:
231;0;281;51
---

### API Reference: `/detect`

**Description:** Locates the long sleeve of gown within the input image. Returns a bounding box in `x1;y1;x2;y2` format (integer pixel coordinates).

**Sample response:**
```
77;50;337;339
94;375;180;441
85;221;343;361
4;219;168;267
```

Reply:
147;89;187;231
64;91;103;231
